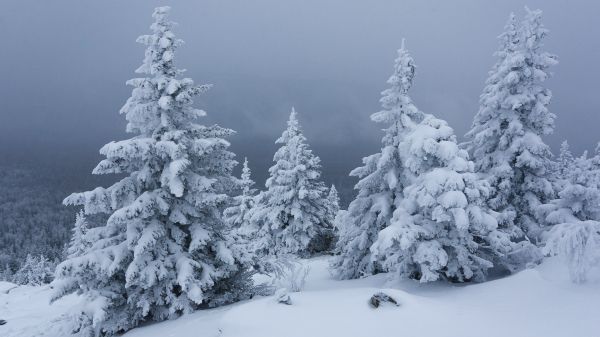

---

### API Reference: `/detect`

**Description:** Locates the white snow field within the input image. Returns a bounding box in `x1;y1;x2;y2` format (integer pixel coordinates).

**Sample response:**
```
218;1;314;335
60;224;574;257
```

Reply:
1;257;599;337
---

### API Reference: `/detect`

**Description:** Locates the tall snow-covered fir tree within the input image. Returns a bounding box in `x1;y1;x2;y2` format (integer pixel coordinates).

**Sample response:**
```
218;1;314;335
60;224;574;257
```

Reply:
370;114;515;282
51;7;250;336
464;9;558;244
331;41;424;279
249;108;331;257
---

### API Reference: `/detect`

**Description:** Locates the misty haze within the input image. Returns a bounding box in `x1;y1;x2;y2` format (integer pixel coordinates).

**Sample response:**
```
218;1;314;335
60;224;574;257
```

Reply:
1;1;599;337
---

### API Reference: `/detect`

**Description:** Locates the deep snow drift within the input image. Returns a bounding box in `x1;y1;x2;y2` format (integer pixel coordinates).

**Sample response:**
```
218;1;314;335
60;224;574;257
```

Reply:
1;257;598;337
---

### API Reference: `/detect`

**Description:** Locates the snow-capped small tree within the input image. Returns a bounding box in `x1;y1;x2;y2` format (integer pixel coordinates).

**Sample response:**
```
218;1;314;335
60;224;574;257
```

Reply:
464;9;558;244
331;41;424;279
12;254;36;285
224;158;256;229
224;158;259;266
557;141;574;177
51;7;250;336
66;210;90;259
370;114;515;282
545;221;600;283
13;254;54;286
326;184;340;225
543;146;600;283
250;108;331;257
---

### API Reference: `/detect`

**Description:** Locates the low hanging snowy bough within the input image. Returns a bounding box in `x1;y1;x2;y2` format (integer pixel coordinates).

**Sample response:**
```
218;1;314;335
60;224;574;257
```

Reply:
544;221;600;283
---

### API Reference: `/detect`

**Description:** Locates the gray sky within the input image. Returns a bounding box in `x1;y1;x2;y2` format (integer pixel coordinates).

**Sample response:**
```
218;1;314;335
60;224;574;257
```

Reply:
1;0;599;197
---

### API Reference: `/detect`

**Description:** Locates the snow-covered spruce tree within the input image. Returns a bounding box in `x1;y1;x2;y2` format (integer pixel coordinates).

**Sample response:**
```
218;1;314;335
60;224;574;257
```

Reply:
51;7;250;336
544;150;600;283
224;158;257;229
331;42;424;279
224;158;260;266
545;146;600;277
371;114;515;282
66;210;90;259
325;184;340;225
12;254;36;285
250;108;331;257
464;9;558;245
557;140;574;178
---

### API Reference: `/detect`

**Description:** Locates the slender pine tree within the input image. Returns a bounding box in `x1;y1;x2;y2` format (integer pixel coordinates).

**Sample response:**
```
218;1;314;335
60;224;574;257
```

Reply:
331;41;424;279
250;108;331;257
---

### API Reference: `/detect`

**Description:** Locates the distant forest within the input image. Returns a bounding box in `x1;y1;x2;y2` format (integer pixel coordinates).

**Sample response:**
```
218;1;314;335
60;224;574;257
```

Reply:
0;162;352;274
0;165;76;271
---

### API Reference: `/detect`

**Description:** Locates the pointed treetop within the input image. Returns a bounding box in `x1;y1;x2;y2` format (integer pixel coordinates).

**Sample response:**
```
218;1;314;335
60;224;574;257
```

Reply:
522;7;551;52
327;184;339;200
328;184;339;200
289;107;299;126
154;6;171;15
372;40;421;127
281;107;302;139
241;157;252;183
389;40;416;95
135;6;183;77
240;157;255;197
152;6;172;27
594;142;600;156
242;157;250;172
497;12;519;53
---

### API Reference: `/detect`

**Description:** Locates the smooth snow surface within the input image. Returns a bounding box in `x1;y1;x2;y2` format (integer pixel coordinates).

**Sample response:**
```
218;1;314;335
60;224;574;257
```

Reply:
1;257;599;337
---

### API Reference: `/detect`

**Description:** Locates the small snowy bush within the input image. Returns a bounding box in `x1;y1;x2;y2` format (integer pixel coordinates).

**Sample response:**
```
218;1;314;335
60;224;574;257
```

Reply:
544;221;600;283
268;259;310;293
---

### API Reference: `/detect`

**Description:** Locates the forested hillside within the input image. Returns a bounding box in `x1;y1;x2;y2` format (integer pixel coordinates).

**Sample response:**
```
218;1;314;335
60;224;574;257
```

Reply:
0;166;74;272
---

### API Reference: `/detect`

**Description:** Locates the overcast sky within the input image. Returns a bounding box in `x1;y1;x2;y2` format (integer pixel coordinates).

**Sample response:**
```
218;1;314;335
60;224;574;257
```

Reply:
1;0;599;195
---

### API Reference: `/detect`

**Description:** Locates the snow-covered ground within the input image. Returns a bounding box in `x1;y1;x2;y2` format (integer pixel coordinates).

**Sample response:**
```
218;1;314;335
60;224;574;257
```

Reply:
1;257;599;337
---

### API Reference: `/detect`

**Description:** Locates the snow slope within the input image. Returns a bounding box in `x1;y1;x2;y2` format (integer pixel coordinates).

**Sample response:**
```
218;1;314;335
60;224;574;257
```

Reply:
1;257;598;337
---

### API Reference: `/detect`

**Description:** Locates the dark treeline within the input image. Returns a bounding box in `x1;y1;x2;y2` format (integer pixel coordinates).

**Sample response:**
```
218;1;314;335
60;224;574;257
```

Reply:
0;165;75;271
